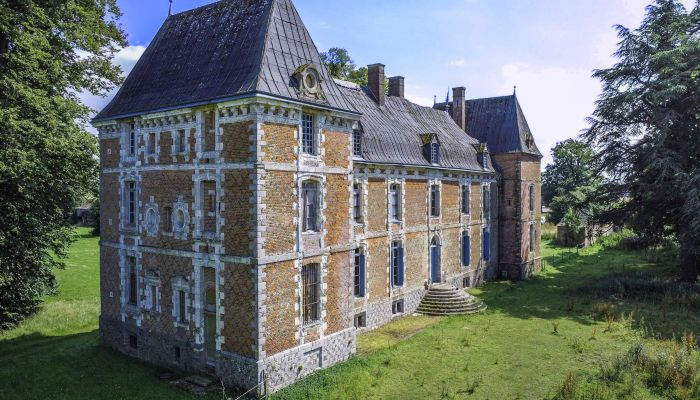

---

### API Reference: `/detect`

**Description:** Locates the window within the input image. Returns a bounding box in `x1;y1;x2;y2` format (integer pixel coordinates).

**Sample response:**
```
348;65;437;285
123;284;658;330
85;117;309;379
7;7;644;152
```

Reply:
302;181;320;232
202;181;217;233
128;123;136;156
163;206;172;233
353;312;366;328
178;130;187;153
178;289;187;323
354;248;366;297
483;228;491;261
174;346;181;362
389;183;401;221
483;188;491;219
430;184;441;217
462;184;470;214
127;257;137;306
302;264;320;324
353;183;362;224
150;285;158;310
352;129;362;157
129;334;138;349
461;231;471;267
147;132;156;155
529;184;535;212
126;181;136;226
392;299;405;315
430;142;440;164
302;113;315;154
463;277;471;288
390;241;404;287
529;224;536;252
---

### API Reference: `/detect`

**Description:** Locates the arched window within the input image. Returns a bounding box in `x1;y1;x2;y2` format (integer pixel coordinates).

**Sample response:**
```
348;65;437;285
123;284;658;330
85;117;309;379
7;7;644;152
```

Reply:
302;180;321;232
430;236;441;283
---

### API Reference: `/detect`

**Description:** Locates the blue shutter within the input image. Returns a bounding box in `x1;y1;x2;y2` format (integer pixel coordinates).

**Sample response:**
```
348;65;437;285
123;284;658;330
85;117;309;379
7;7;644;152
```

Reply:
462;233;470;266
397;247;404;286
483;229;490;261
359;254;366;297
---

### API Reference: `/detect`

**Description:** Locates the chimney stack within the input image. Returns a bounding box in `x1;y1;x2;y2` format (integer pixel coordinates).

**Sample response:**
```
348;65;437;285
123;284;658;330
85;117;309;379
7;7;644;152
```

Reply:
452;87;466;130
388;76;405;98
368;63;385;106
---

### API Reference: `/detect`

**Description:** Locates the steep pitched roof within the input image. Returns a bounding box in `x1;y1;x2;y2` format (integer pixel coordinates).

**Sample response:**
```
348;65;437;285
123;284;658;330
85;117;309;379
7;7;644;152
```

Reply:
94;0;356;121
435;94;541;157
338;80;492;172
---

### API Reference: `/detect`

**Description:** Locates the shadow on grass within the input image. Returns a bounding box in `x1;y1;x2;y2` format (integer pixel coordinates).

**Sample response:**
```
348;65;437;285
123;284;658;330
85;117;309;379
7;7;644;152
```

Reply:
0;330;205;400
475;243;700;339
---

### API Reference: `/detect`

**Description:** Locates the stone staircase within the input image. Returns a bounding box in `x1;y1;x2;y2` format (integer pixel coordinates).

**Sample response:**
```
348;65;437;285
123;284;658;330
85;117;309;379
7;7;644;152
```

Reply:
416;284;487;316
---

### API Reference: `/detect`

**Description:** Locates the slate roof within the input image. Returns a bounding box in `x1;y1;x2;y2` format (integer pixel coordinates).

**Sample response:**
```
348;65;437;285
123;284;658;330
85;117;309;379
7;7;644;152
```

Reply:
435;95;542;157
338;80;493;172
94;0;356;121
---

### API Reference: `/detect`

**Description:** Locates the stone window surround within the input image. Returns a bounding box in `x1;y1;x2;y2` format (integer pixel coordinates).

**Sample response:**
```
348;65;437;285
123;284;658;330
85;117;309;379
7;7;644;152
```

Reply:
297;174;326;252
144;270;162;314
387;178;404;225
141;129;160;164
192;172;224;241
461;229;471;270
429;233;443;283
119;250;143;324
142;197;160;237
192;258;223;349
353;243;368;298
352;180;365;226
528;221;536;255
163;196;190;240
120;121;138;162
428;179;442;219
119;173;141;232
172;128;191;160
297;258;328;336
388;235;405;291
172;275;191;329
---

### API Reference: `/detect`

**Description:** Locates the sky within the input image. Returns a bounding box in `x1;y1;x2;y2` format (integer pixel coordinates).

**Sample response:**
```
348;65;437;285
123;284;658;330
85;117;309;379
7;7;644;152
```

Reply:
88;0;697;165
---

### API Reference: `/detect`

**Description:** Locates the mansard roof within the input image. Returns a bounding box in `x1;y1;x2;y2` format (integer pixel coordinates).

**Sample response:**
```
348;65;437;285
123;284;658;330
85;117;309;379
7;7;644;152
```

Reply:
338;80;493;172
435;94;542;157
94;0;356;121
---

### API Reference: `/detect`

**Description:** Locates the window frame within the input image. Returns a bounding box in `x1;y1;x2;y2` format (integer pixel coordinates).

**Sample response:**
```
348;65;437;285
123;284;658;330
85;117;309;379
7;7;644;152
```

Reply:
461;231;471;267
430;142;440;164
302;180;321;233
126;181;137;227
389;183;402;222
301;113;316;155
430;184;441;218
177;130;187;154
127;256;137;306
390;240;404;288
483;187;491;220
352;182;363;224
529;223;536;253
128;123;136;157
302;263;321;325
528;184;535;212
353;248;366;298
461;184;470;214
352;129;362;157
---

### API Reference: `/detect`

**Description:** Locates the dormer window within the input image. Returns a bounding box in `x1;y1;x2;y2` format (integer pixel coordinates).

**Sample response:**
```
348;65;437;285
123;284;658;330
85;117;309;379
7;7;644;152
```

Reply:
352;129;362;157
430;142;440;164
293;64;326;101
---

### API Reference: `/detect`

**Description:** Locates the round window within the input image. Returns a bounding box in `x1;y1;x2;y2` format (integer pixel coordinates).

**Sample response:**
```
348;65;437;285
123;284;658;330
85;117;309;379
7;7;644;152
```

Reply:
304;73;317;91
145;208;157;229
176;209;186;229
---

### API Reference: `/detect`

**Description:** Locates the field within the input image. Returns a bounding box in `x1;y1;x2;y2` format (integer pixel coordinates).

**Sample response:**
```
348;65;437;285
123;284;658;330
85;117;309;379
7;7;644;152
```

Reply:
1;228;698;399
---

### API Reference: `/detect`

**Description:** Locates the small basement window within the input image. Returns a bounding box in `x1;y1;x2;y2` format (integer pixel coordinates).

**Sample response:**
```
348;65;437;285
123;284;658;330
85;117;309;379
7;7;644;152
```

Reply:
353;312;367;328
463;277;471;289
392;299;405;315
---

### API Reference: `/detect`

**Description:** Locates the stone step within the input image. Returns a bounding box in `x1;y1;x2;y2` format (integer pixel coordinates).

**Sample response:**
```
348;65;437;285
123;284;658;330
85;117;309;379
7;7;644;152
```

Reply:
419;301;482;309
416;284;487;316
416;303;486;312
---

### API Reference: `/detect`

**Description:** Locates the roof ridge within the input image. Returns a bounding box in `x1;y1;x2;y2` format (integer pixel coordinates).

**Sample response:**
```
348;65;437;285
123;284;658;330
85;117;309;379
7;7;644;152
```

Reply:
254;0;278;90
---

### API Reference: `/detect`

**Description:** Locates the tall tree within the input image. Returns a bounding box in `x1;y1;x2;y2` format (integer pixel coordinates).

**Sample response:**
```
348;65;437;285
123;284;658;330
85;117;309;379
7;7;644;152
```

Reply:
0;1;126;328
320;47;356;80
584;0;700;281
542;139;602;223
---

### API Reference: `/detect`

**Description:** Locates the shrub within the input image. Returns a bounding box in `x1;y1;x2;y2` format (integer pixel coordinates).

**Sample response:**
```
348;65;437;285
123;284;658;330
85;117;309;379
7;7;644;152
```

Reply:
591;303;616;320
554;372;580;400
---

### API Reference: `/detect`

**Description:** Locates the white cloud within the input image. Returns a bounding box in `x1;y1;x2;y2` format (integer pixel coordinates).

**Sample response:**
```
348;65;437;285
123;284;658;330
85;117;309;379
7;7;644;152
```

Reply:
116;45;147;62
498;63;601;165
449;59;466;67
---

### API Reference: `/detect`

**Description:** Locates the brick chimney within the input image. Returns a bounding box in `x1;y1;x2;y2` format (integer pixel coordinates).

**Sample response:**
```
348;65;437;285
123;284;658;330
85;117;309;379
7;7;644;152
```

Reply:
388;76;404;98
368;63;385;106
452;87;466;130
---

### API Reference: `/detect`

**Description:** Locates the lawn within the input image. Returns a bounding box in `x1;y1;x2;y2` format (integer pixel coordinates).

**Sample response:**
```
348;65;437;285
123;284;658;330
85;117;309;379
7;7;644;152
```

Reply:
1;229;698;399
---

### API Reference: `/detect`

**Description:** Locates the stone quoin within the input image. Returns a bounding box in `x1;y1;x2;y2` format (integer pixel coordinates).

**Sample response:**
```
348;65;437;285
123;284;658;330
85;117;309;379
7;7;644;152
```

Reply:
92;0;542;395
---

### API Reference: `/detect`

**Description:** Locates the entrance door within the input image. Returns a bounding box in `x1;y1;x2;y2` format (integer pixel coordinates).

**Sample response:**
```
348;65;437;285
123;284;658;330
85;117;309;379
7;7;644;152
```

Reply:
430;236;441;283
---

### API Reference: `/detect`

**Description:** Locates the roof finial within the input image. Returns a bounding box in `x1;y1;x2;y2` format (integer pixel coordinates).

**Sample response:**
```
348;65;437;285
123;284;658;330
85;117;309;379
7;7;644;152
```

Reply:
433;95;437;106
445;87;450;104
168;0;173;16
513;85;517;95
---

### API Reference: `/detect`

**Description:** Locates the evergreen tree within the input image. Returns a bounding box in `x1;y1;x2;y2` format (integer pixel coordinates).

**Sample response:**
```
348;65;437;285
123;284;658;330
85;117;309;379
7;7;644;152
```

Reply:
584;0;700;281
0;0;126;328
542;139;602;223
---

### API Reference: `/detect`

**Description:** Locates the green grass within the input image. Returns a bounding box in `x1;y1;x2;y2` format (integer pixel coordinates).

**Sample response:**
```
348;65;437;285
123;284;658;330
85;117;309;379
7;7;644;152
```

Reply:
2;229;698;399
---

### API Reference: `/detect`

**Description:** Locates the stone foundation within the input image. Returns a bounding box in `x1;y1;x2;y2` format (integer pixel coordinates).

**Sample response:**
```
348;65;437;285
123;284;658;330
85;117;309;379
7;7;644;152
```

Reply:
359;286;425;332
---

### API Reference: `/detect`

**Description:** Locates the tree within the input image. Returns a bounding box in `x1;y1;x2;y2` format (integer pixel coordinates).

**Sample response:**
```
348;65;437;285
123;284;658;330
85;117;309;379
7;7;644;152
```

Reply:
320;47;372;87
542;139;602;223
0;1;126;328
583;0;700;282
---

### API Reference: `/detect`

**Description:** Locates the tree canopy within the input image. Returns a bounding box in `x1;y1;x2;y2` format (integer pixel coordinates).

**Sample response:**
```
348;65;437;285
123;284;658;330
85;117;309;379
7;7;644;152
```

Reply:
583;0;700;281
320;47;369;86
542;139;603;224
0;0;126;328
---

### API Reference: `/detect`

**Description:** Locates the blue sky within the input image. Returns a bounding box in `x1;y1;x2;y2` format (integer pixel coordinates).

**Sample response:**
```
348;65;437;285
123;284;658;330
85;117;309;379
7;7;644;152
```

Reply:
89;0;696;164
